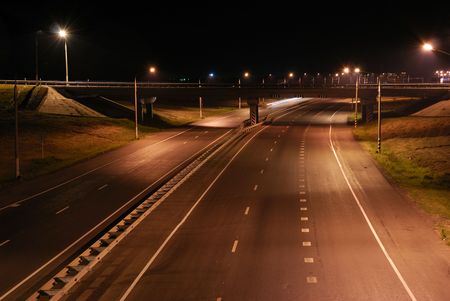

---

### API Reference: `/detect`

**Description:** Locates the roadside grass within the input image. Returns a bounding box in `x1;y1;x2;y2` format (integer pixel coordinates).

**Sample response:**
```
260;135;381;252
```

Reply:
0;84;34;110
0;111;158;185
154;106;235;126
354;116;450;244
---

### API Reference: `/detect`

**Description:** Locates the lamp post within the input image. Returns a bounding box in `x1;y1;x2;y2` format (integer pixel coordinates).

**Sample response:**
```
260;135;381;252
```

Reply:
134;77;138;140
35;30;42;82
58;29;69;85
376;78;382;153
238;72;250;109
354;67;360;128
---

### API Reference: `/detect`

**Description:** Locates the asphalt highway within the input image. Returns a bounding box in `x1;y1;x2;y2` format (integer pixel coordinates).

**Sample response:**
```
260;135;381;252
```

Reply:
60;99;450;301
0;100;307;300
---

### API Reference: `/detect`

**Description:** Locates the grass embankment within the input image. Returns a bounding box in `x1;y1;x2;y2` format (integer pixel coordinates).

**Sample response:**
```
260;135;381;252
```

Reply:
354;115;450;243
0;85;235;185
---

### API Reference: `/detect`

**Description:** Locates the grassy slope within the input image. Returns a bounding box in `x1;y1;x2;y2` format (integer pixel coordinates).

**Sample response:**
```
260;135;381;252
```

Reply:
354;116;450;242
0;85;236;185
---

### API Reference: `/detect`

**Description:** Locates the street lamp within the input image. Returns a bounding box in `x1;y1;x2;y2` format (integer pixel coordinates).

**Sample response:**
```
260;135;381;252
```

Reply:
238;72;250;109
354;67;360;128
58;29;69;85
422;42;450;56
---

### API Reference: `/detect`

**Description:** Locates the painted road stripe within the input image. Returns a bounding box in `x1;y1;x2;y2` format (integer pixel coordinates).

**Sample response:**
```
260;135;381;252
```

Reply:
306;276;317;283
304;257;314;263
329;113;417;301
244;207;250;215
195;136;199;139
302;241;312;246
270;148;273;152
301;217;309;221
260;169;264;174
231;240;239;253
265;157;269;161
301;228;310;233
98;184;108;191
216;298;222;301
253;185;258;191
300;198;306;202
0;240;10;247
274;141;277;144
183;141;187;144
8;203;20;208
300;191;306;195
55;206;70;215
300;207;307;211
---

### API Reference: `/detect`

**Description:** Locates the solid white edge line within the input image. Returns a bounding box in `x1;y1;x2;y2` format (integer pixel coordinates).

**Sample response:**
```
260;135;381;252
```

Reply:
118;126;268;301
0;128;193;212
0;129;229;301
328;111;417;301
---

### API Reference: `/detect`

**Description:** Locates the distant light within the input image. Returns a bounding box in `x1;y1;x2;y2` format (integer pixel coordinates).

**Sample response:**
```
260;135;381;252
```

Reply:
343;67;350;74
149;66;156;74
335;73;339;77
288;72;294;78
354;68;360;73
209;73;215;78
244;72;250;78
317;73;320;76
423;43;434;51
58;29;67;38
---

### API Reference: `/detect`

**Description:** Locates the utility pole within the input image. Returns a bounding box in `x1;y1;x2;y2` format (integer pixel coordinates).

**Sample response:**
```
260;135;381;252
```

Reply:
198;79;203;119
376;79;382;153
354;74;359;128
238;78;241;109
134;78;139;140
14;82;20;179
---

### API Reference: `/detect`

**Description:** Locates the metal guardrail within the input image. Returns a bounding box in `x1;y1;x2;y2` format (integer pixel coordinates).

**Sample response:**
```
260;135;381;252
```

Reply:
1;79;449;89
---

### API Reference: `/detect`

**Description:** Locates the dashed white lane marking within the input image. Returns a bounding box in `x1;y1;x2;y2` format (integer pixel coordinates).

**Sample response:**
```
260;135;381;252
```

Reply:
304;257;314;263
265;157;269;161
98;184;108;191
183;141;187;144
301;217;309;221
300;207;308;211
300;198;307;202
216;298;222;301
299;185;305;188
0;240;11;247
55;206;70;215
260;169;264;174
299;179;305;182
278;134;281;138
301;228;310;233
253;185;258;191
8;203;20;208
329;118;417;301
195;136;199;139
302;241;312;246
231;240;239;253
270;148;273;152
244;207;250;215
306;276;318;283
204;131;208;133
274;141;277;144
299;191;306;195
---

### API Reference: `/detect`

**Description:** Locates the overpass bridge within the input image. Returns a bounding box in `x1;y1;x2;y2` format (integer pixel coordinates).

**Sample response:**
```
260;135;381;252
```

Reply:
3;80;449;124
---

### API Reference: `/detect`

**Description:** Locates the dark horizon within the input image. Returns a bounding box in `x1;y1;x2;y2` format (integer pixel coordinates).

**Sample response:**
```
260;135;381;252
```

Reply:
1;3;449;81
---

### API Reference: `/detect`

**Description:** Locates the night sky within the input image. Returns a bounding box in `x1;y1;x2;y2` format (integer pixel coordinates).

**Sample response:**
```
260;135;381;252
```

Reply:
1;2;449;81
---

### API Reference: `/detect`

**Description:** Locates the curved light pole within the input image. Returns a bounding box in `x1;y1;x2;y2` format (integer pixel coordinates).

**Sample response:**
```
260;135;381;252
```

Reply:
422;43;450;56
58;29;69;85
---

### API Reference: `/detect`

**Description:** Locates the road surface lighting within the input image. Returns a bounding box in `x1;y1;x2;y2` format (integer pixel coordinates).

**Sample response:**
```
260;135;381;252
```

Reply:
422;42;450;56
58;29;69;85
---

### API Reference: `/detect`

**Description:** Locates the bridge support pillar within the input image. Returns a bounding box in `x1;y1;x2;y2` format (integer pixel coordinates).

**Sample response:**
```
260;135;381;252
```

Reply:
139;97;157;124
361;100;374;123
247;98;260;125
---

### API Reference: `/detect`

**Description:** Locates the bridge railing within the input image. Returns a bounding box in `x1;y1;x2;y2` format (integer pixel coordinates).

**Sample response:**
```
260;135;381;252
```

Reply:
1;79;449;89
